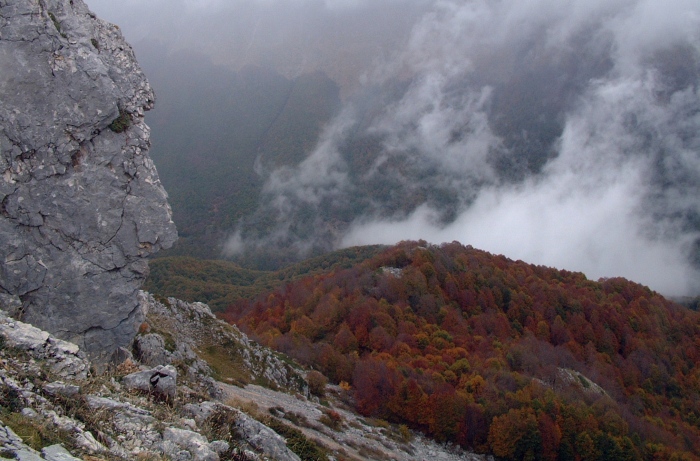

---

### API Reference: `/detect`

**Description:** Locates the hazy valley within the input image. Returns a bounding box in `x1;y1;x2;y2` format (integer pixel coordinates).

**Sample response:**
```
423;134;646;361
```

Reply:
90;0;700;297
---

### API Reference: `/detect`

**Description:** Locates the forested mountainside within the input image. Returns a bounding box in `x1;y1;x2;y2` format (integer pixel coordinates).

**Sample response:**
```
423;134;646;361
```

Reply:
144;245;385;312
222;241;700;460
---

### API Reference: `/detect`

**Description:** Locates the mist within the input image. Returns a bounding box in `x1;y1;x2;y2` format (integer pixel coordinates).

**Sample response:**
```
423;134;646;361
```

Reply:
87;0;700;295
86;0;430;95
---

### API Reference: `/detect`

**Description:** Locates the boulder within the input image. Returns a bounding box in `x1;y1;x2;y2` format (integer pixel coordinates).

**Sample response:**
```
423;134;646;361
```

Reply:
41;445;82;461
162;427;219;461
183;401;221;423
85;395;154;419
122;365;177;400
235;412;302;461
134;333;171;366
110;346;135;366
208;440;230;455
183;401;301;461
43;382;81;398
0;312;90;379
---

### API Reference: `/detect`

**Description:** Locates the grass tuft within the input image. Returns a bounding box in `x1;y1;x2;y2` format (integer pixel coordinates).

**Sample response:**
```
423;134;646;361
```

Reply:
2;412;69;451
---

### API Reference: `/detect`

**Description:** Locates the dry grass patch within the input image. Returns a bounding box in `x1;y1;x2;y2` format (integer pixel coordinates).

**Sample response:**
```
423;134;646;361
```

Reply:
196;341;250;387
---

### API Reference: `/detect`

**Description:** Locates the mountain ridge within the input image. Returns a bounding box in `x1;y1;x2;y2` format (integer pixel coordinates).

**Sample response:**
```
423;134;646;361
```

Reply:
144;245;386;311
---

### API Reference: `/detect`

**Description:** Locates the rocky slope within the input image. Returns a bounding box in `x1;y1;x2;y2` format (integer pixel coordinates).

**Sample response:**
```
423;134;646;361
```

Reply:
0;0;177;363
1;293;489;461
0;298;301;461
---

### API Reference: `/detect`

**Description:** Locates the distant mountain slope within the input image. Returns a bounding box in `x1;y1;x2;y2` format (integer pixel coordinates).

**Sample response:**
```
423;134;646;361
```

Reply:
222;241;700;460
144;245;385;311
134;41;341;259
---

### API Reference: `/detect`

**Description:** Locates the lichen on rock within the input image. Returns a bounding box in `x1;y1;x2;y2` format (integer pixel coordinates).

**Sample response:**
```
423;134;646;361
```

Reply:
0;0;177;363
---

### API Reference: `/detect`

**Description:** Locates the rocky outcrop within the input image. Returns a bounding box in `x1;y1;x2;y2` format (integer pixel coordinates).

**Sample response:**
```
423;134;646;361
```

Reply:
1;293;490;461
162;427;223;461
133;333;171;366
0;308;302;461
184;402;301;461
0;310;89;379
0;425;82;461
0;0;177;362
139;293;309;395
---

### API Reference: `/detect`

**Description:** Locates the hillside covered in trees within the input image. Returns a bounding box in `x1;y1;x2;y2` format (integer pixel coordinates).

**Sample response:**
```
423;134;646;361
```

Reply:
144;246;385;311
222;241;700;460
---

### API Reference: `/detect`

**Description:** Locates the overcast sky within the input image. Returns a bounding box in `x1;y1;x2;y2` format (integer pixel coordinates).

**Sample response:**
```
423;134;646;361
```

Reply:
86;0;700;296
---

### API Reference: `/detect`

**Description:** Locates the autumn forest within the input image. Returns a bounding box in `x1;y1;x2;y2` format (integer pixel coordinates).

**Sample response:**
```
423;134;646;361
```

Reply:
220;241;700;461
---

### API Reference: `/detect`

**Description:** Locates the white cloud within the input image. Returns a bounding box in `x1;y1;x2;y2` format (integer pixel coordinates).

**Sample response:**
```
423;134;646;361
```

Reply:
341;164;699;296
341;60;700;295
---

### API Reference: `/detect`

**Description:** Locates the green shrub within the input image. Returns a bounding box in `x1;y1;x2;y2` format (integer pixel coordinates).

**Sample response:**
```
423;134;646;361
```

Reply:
399;424;413;443
2;412;68;450
109;109;131;133
578;373;591;388
47;12;67;39
202;406;239;442
48;12;60;32
319;409;343;431
0;386;22;413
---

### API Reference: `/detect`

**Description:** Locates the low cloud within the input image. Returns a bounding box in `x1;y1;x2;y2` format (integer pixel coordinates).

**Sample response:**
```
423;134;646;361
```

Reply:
86;0;429;94
342;60;700;295
247;0;700;294
341;160;699;296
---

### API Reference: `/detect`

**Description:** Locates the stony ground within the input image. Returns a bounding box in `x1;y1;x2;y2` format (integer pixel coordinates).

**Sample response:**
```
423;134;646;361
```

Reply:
221;383;488;461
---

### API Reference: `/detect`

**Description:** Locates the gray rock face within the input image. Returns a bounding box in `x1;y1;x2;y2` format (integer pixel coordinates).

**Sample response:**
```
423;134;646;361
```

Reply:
134;333;171;366
0;0;177;362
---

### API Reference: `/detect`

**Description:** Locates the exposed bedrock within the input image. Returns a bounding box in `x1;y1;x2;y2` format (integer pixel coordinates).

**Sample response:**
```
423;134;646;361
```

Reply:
0;0;177;362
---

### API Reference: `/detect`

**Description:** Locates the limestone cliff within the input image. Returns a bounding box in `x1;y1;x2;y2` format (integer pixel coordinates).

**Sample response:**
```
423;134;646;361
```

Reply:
0;0;177;362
